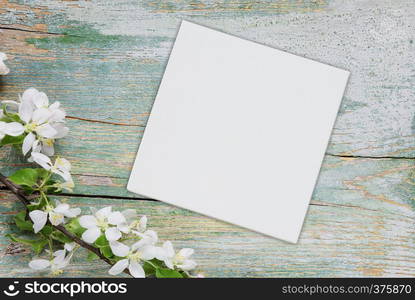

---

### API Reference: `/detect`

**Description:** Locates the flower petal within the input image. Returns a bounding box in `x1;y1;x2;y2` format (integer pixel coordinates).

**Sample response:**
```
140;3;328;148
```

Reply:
132;230;158;247
53;249;66;260
82;227;101;243
19;89;36;123
139;245;157;261
29;259;50;270
60;178;75;193
53;169;71;182
131;239;147;251
32;108;52;124
41;141;54;156
117;223;130;234
4;122;24;136
108;259;129;276
151;246;167;261
22;132;36;156
138;215;147;231
48;109;66;123
64;242;76;252
31;151;52;169
178;248;194;258
32;91;49;108
35;123;57;138
50;123;68;138
29;210;48;233
128;260;145;278
63;207;81;218
32;139;42;153
177;259;197;271
53;203;70;214
164;258;174;270
107;211;126;225
0;52;7;61
49;101;60;110
109;241;130;257
48;211;64;226
163;241;175;258
0;61;9;76
105;227;121;242
96;206;112;218
79;215;98;228
55;157;71;172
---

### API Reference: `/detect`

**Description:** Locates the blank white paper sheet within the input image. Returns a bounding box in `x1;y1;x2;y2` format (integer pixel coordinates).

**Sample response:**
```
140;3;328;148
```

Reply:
127;20;349;243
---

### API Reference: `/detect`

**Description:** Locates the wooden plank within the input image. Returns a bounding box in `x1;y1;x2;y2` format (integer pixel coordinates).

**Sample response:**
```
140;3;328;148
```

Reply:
2;154;414;221
0;0;414;158
1;192;414;277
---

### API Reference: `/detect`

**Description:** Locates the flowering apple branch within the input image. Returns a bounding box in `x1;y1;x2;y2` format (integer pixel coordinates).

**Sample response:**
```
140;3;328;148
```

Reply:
0;55;200;278
0;173;123;273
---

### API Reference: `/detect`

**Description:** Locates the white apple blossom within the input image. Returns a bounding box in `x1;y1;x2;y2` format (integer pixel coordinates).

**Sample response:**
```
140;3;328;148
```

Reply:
29;244;74;275
131;228;158;247
64;242;76;252
31;152;72;181
0;52;9;75
53;177;75;192
29;200;81;233
79;206;126;243
116;211;143;234
108;240;158;278
0;121;24;140
5;88;69;156
158;241;197;271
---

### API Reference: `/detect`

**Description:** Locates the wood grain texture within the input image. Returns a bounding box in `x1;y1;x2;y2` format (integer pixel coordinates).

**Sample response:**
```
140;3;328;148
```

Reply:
0;0;414;277
1;191;414;277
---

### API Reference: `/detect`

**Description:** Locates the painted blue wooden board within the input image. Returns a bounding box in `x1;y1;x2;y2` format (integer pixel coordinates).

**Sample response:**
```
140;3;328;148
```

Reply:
0;0;414;277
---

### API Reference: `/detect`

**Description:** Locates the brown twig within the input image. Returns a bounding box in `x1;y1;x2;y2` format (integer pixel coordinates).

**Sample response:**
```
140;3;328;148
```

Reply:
0;172;131;277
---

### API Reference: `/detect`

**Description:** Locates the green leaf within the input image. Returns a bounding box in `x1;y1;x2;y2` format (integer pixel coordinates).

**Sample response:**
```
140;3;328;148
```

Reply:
87;252;99;261
100;245;113;259
6;234;48;255
35;168;50;180
0;106;22;123
27;196;47;211
65;218;85;236
143;262;156;276
8;169;39;187
92;235;112;258
0;134;25;147
40;224;53;235
6;113;21;122
50;230;73;244
155;268;183;278
14;211;33;232
94;235;108;247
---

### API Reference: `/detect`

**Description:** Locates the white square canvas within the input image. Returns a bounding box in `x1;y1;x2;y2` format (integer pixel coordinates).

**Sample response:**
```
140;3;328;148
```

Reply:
127;20;349;243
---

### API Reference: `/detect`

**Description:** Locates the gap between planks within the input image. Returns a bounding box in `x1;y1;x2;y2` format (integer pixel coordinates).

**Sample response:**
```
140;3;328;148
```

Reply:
2;187;413;222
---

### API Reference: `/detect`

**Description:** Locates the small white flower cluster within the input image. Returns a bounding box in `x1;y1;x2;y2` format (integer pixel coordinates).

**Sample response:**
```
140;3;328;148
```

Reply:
1;88;74;192
29;199;81;233
0;52;9;75
28;206;197;277
79;207;197;278
29;242;77;276
1;76;199;277
2;88;69;156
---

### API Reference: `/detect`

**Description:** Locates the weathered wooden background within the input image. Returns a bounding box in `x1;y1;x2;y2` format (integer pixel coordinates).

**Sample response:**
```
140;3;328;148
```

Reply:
0;0;414;277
